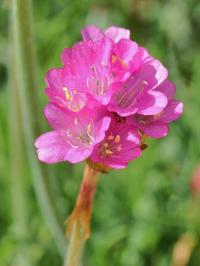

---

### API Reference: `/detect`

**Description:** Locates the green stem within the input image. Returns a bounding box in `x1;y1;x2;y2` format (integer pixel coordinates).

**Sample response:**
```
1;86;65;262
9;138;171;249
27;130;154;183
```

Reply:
9;34;31;266
64;222;86;266
10;0;66;256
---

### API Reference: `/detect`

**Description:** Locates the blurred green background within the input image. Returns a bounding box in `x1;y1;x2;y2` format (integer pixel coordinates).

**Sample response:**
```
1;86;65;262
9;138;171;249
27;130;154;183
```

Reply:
1;0;200;265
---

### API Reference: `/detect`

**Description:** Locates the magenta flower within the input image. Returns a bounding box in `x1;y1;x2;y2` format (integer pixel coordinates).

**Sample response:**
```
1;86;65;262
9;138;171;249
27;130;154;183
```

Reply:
35;25;183;170
127;80;183;138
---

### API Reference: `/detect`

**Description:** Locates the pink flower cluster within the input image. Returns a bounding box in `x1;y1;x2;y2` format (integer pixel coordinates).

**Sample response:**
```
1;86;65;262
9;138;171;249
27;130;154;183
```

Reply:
35;25;183;169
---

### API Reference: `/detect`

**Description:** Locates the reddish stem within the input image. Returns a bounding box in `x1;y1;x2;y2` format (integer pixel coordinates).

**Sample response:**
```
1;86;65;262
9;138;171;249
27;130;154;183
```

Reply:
66;164;100;239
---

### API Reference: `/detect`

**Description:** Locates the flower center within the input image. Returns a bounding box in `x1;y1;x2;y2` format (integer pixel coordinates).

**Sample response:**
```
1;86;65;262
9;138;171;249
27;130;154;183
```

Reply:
116;80;148;108
63;87;75;101
62;87;85;112
112;55;128;68
99;133;122;158
66;118;94;148
135;111;163;125
87;65;110;96
135;114;150;125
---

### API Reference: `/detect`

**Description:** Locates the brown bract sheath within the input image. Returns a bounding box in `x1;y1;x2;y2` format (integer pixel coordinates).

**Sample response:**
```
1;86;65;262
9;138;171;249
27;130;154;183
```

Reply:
66;164;100;239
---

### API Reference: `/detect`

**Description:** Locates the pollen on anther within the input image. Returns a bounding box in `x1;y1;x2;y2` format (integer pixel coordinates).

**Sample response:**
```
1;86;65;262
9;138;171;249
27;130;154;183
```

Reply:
108;135;114;140
63;87;73;101
142;81;148;86
115;135;121;143
154;111;163;119
74;118;78;125
112;55;117;64
105;149;113;155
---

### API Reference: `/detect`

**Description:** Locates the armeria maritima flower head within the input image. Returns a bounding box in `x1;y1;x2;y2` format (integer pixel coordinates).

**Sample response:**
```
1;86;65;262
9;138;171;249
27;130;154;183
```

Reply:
35;25;183;172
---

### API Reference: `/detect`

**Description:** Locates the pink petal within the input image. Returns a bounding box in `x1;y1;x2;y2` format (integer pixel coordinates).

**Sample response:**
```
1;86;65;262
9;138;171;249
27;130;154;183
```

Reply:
72;42;95;78
35;131;93;164
113;147;142;166
107;161;128;169
91;37;113;67
44;103;72;130
35;131;70;163
64;148;93;164
137;90;168;115
94;117;111;144
45;68;63;91
61;48;73;66
105;26;130;42
145;58;168;88
81;25;104;42
113;39;138;64
159;100;183;123
103;147;142;169
141;123;169;138
157;79;176;101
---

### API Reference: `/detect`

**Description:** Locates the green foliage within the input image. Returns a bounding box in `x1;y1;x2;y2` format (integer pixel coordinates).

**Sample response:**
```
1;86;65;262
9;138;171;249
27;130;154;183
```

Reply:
1;0;200;265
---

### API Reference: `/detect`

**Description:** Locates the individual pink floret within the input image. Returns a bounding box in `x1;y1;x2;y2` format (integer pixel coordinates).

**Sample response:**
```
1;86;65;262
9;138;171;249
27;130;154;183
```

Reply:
110;39;141;81
61;38;114;105
127;80;183;138
45;68;87;112
108;63;168;117
90;117;142;169
35;103;111;163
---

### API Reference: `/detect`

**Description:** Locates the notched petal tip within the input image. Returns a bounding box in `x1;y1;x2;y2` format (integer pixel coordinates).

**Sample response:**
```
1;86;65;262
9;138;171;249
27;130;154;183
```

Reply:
81;25;104;42
175;101;184;115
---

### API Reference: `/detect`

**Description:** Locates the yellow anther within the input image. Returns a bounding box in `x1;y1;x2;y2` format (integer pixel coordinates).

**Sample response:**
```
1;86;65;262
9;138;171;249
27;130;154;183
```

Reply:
105;149;113;155
63;87;73;101
154;111;163;119
112;55;128;68
112;55;118;64
104;142;109;147
142;81;148;85
108;135;114;140
114;135;121;143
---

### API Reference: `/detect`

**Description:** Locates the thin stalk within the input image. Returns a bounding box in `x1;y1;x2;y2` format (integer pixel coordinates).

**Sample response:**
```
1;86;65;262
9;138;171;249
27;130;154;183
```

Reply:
9;34;31;266
65;222;85;266
10;0;66;255
65;165;100;266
